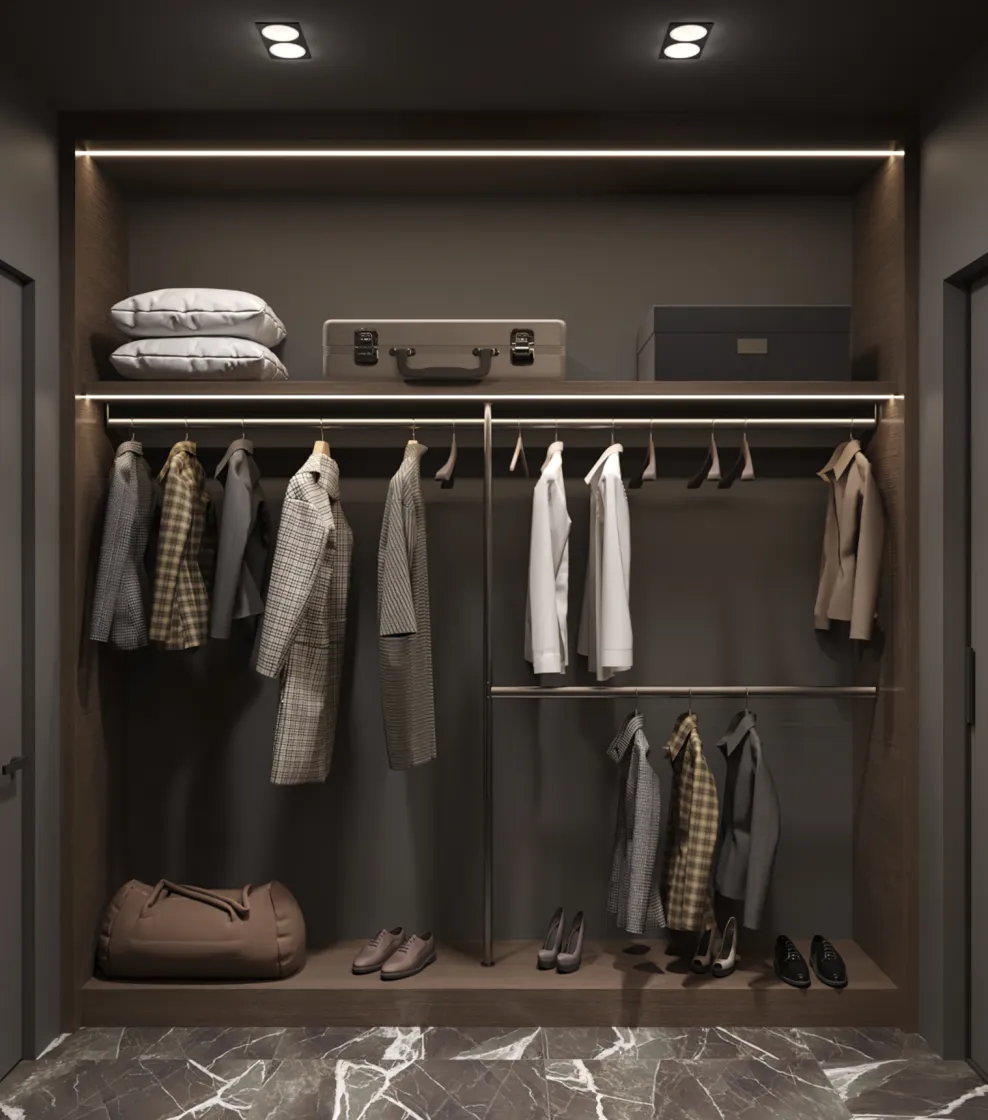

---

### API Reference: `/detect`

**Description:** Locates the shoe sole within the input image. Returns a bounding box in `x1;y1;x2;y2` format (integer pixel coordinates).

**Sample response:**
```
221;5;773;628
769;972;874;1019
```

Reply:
351;965;383;975
380;952;437;981
711;961;736;978
691;961;712;974
556;961;581;974
537;960;557;971
811;964;848;989
774;962;811;989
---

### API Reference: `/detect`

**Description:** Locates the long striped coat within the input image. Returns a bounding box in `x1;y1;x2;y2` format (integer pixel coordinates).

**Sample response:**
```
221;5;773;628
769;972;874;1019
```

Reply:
255;452;353;784
378;441;436;769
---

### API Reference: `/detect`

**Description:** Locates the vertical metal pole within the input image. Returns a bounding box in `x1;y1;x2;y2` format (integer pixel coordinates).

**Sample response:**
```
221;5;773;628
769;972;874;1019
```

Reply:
482;402;495;966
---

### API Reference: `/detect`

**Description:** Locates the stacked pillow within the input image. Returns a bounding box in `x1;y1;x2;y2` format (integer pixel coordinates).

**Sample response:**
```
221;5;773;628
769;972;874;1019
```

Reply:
109;288;289;380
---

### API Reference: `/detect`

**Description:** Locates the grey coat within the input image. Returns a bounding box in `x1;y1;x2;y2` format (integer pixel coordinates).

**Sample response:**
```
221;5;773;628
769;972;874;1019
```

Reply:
607;711;666;935
378;441;436;769
715;710;781;930
255;452;353;785
210;438;269;639
91;440;156;650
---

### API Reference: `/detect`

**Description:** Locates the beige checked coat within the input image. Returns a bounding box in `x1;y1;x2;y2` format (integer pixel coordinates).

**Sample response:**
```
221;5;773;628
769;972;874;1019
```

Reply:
661;711;720;932
255;452;353;785
149;441;212;651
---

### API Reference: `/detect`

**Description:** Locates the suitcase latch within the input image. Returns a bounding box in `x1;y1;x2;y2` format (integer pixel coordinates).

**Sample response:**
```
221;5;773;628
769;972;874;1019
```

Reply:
510;328;535;365
354;328;379;365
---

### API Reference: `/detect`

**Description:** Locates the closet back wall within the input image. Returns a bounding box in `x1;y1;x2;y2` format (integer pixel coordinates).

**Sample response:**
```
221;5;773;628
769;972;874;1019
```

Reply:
115;193;855;944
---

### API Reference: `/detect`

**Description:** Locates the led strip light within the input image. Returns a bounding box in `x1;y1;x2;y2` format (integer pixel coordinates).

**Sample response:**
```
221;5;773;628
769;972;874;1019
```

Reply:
75;148;905;159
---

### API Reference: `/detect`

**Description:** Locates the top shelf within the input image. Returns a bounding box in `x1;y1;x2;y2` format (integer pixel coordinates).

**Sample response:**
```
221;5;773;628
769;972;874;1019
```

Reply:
79;380;899;402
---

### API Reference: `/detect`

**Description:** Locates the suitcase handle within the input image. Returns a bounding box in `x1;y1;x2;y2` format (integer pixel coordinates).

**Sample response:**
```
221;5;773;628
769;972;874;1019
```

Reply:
390;346;498;382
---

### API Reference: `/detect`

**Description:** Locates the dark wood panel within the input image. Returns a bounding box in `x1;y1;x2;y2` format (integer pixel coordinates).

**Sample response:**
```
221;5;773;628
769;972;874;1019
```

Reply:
850;155;918;1029
81;939;899;1028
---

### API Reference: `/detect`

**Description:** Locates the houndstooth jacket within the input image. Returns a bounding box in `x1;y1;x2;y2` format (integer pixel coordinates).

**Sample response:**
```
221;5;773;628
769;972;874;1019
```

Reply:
607;711;666;936
255;451;352;785
91;440;156;650
149;440;212;651
661;711;720;932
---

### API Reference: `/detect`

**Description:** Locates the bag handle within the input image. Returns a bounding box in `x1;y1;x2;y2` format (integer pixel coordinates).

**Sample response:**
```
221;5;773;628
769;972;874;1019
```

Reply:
141;880;252;922
389;346;498;382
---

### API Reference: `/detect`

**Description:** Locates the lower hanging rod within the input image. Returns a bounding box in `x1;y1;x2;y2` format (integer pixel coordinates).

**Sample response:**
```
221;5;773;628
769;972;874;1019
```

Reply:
491;685;877;699
104;415;877;430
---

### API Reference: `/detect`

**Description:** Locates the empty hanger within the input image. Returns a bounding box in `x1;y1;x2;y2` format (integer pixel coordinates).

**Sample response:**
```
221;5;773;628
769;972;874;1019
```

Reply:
687;421;722;489
312;419;330;457
510;421;529;477
718;421;755;489
435;423;458;489
628;421;657;490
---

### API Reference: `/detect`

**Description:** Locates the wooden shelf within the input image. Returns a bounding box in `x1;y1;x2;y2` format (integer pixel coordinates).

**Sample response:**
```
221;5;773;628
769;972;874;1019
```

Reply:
81;938;898;1028
80;380;899;401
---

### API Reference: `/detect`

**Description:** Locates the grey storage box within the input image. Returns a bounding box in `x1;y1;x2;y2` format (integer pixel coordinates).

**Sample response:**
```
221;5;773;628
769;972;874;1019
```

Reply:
637;305;852;382
324;319;566;381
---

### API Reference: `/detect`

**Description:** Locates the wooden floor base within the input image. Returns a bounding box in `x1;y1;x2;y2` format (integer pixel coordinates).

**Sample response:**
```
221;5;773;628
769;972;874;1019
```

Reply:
81;938;900;1028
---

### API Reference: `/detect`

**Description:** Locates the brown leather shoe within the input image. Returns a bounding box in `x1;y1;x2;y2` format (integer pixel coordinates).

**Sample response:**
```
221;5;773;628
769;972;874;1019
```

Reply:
380;932;436;981
352;927;404;975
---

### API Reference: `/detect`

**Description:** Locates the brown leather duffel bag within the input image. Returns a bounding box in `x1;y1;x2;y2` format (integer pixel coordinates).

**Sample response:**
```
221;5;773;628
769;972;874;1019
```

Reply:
97;879;306;980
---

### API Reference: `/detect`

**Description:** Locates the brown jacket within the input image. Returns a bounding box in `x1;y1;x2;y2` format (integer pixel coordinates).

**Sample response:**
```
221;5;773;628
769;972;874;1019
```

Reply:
813;439;884;641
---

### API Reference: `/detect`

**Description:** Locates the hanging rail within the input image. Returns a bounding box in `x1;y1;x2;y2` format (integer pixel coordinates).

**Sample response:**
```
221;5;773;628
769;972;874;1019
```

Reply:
491;685;877;699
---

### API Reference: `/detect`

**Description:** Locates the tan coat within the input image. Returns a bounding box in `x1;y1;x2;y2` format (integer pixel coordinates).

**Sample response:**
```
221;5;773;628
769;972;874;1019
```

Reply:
814;439;884;641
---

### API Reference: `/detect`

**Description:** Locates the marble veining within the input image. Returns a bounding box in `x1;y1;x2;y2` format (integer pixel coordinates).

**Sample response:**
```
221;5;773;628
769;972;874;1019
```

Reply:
2;1026;983;1119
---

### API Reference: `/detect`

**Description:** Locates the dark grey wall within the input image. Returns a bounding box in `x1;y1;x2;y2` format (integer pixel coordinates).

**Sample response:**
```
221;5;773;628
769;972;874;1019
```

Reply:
919;62;988;1057
115;193;856;945
0;76;60;1055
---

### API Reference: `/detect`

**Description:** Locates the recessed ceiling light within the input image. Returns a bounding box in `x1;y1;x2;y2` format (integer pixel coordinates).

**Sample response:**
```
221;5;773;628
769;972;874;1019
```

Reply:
269;41;307;59
664;42;701;58
255;21;310;58
259;23;300;42
668;23;709;42
660;21;713;58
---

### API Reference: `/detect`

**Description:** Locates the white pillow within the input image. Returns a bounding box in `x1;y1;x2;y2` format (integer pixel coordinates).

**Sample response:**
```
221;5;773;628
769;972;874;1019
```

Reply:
111;288;286;347
110;338;288;381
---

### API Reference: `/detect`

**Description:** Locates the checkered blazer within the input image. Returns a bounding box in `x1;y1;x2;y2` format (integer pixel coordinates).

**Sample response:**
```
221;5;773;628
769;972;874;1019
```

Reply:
607;711;666;935
256;452;352;785
90;440;156;650
661;711;720;932
149;441;211;651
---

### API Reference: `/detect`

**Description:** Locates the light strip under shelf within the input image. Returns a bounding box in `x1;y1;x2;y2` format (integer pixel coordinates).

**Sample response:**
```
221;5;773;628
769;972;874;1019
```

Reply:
75;148;905;159
80;392;903;403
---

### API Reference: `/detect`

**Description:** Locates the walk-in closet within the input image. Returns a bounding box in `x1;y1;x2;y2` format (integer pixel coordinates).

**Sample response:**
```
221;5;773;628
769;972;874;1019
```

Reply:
61;118;916;1031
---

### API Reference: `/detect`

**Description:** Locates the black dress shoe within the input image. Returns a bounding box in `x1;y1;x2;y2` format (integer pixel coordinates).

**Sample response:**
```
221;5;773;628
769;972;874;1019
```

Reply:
774;935;811;988
810;935;848;988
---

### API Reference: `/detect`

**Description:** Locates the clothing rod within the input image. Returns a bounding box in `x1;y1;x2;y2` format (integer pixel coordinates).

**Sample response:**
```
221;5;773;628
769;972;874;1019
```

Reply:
490;685;877;699
104;415;877;430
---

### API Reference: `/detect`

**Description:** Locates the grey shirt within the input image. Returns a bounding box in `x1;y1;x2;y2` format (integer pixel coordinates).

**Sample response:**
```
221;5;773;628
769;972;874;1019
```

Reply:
378;441;436;769
715;710;781;930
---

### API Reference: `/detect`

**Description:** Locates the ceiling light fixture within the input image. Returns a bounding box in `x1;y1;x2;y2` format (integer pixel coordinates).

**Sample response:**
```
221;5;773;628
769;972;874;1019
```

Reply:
256;21;310;58
661;20;713;58
75;148;906;158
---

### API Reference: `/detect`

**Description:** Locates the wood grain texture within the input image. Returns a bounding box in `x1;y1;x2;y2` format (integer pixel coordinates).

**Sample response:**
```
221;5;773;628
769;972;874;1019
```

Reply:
80;939;898;1028
851;156;918;1028
61;156;127;1030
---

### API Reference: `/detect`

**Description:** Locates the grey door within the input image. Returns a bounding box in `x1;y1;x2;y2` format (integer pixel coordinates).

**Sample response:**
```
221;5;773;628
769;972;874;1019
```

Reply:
971;276;988;1077
0;269;23;1081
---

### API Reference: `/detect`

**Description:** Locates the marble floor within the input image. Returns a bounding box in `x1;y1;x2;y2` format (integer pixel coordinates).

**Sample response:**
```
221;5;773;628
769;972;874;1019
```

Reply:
0;1026;985;1119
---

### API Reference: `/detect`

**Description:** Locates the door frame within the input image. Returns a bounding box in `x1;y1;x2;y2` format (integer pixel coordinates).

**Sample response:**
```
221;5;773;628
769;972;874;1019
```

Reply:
942;248;988;1072
0;254;36;1067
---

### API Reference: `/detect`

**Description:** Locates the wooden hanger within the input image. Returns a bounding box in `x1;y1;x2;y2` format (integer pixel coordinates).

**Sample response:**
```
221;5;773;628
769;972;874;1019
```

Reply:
687;422;722;489
313;419;330;457
510;421;529;477
628;422;657;490
718;423;755;489
435;424;458;489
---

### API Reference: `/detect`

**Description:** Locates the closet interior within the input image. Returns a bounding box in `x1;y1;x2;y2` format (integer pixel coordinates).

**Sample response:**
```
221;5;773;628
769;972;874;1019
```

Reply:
62;120;916;1031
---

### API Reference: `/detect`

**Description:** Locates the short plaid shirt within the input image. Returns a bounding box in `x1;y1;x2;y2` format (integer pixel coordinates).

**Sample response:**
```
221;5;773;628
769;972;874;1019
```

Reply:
149;441;211;650
661;711;720;932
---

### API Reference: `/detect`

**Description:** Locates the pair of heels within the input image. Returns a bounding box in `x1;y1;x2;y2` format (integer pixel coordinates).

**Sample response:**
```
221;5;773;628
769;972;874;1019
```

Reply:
538;908;585;973
691;916;738;978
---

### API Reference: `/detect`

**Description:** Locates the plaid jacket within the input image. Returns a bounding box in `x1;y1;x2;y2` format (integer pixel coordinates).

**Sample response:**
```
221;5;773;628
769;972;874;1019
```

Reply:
91;440;156;650
256;452;352;784
149;441;211;650
661;711;720;932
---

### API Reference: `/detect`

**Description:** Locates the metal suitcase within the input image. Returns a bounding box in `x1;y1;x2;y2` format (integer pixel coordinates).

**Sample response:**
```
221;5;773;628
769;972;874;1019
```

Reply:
323;319;566;381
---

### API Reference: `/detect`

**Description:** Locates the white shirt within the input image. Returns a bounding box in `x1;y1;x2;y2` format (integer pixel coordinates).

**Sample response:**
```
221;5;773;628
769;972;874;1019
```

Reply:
578;444;632;681
525;441;571;674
